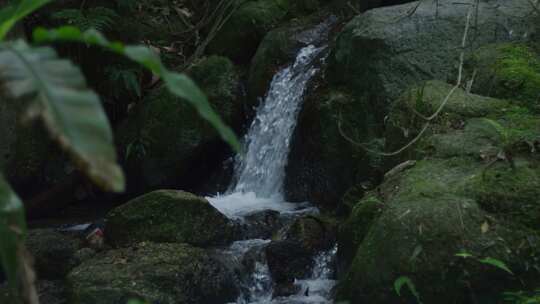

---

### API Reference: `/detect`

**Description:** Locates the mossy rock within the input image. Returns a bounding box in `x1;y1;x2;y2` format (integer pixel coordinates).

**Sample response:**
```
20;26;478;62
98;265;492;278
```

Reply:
285;215;337;253
467;43;540;112
207;0;291;62
189;56;244;113
467;159;540;230
337;158;540;304
67;242;238;304
337;194;384;271
115;57;243;191
384;80;540;168
106;190;234;247
26;229;82;280
337;79;540;303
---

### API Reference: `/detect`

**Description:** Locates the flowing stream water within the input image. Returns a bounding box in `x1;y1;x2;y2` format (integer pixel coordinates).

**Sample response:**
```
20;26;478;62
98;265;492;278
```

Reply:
207;20;337;304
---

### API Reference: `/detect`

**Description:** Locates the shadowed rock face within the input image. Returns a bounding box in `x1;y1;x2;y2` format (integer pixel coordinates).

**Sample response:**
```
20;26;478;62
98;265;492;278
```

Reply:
67;242;239;304
105;190;235;247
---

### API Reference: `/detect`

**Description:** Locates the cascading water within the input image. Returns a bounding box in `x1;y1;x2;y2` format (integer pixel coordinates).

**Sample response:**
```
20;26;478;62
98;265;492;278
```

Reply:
207;18;337;304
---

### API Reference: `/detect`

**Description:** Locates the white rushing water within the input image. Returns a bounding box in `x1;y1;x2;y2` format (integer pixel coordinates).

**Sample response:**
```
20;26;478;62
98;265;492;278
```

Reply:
208;44;326;219
207;21;337;303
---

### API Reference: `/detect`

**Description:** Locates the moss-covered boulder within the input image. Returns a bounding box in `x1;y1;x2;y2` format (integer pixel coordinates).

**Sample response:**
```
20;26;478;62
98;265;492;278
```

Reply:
67;242;238;304
466;43;540;112
207;0;328;63
116;56;243;192
26;229;83;280
337;158;540;303
337;81;540;303
106;190;234;247
329;0;534;108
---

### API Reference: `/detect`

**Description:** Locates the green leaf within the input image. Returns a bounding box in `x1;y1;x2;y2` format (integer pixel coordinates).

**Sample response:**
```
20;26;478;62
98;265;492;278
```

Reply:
0;40;125;192
0;173;26;289
0;0;51;41
455;252;474;258
33;26;241;152
394;276;423;304
479;257;514;275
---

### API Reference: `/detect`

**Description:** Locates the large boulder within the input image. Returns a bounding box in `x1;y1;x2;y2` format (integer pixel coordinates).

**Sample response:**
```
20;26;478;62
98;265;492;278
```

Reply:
287;0;538;207
116;56;244;192
67;242;238;304
106;190;234;247
26;229;83;280
336;82;540;303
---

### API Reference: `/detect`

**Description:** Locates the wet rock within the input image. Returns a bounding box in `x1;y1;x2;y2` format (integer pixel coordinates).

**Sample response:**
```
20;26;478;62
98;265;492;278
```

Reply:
241;209;283;239
115;56;244;193
26;229;82;280
266;240;312;284
67;242;238;304
285;216;336;254
106;190;234;247
265;215;337;291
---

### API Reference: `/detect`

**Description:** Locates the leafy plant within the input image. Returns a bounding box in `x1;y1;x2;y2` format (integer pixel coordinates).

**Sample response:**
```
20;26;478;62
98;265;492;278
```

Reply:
455;252;514;275
33;26;240;151
504;289;540;304
0;0;239;301
105;65;143;99
52;7;119;32
394;276;423;304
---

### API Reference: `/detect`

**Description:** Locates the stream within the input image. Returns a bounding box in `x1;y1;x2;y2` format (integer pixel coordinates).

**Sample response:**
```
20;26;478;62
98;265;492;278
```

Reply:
207;20;337;304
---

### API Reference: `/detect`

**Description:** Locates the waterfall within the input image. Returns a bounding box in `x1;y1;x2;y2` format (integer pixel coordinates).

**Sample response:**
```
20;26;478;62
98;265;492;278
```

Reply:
230;44;326;198
208;44;325;219
207;18;337;304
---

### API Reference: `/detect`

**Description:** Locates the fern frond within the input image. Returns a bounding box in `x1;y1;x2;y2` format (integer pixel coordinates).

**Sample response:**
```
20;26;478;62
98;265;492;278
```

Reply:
52;7;119;32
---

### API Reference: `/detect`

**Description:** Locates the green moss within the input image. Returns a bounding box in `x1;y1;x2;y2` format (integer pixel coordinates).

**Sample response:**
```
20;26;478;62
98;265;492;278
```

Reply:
337;194;384;267
68;242;238;304
469;43;540;112
337;157;540;303
467;159;540;229
106;190;234;247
